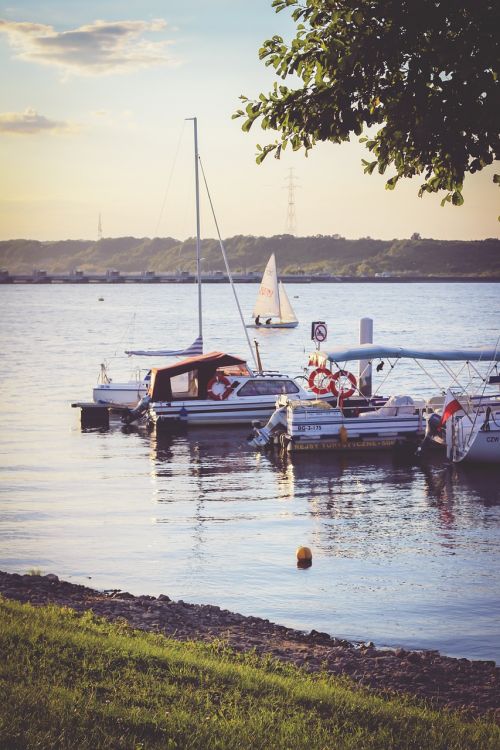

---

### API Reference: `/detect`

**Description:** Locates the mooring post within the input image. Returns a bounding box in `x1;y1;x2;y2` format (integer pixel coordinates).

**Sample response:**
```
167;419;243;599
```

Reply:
359;317;373;397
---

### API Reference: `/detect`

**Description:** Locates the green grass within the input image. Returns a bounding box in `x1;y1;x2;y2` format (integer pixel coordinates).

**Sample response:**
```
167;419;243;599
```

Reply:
1;597;498;749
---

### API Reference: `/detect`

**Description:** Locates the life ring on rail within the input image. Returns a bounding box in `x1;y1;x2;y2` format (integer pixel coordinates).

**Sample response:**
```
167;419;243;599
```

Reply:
330;370;357;399
308;367;334;395
207;373;232;401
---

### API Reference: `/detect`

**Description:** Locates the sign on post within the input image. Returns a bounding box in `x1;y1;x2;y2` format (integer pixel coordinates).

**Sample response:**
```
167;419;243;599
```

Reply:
311;321;328;343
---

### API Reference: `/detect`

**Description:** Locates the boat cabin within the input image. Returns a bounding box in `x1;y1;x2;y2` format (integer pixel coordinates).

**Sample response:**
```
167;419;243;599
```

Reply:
149;352;251;401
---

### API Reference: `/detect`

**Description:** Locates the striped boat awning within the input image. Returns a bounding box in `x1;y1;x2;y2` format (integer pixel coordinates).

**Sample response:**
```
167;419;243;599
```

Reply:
125;336;203;358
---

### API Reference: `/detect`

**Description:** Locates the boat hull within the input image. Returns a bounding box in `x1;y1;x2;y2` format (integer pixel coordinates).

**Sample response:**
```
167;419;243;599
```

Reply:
286;435;417;452
150;396;290;427
286;412;423;452
93;382;148;406
246;322;298;329
453;429;500;464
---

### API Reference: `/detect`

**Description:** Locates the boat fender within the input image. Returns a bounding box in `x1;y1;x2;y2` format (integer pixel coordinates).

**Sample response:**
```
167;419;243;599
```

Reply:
207;373;232;400
330;370;357;399
308;367;334;395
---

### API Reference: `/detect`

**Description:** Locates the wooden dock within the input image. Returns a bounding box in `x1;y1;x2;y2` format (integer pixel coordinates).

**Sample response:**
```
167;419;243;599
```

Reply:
71;402;130;428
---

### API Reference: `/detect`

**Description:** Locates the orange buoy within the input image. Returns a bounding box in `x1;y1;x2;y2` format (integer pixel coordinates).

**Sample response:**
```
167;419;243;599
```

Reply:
296;546;312;562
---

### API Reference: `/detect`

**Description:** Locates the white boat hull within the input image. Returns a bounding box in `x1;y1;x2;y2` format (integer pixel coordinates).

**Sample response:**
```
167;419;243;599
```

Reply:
452;427;500;464
286;407;422;452
249;396;423;452
150;394;301;427
246;322;298;329
93;382;148;406
445;402;500;463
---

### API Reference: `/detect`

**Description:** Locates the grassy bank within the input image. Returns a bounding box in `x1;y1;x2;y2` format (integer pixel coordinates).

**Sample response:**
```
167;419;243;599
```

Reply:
1;597;498;749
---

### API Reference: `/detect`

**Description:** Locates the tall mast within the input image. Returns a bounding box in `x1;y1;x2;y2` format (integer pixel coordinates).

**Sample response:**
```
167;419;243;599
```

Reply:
187;117;202;341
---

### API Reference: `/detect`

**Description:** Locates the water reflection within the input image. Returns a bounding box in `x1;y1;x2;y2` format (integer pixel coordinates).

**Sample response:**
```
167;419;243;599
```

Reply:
78;422;500;661
145;426;500;543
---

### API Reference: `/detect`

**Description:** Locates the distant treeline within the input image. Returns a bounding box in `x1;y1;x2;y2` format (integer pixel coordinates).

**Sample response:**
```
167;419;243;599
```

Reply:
1;235;499;277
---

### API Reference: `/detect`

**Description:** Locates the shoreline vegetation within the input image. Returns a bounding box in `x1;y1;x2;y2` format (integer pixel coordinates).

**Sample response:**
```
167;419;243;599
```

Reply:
1;235;499;278
1;571;499;750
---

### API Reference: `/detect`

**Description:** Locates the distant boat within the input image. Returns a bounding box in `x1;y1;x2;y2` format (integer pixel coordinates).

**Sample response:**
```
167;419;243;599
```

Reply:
247;253;298;329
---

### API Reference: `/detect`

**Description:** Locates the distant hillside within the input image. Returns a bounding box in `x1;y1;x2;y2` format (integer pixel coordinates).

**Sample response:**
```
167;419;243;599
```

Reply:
1;235;499;277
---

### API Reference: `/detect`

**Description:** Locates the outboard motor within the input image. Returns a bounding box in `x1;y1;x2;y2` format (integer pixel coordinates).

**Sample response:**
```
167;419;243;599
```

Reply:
415;411;442;455
248;406;287;449
122;394;151;425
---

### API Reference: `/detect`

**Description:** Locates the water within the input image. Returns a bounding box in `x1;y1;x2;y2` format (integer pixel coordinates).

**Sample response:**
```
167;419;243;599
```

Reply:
1;282;499;662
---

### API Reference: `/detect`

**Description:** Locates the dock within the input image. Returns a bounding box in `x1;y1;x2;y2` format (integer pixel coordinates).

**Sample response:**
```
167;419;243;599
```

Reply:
71;402;130;428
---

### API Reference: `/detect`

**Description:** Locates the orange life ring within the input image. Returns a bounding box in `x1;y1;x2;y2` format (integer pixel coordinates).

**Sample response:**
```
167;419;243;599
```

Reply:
308;367;334;395
207;373;232;400
330;370;357;399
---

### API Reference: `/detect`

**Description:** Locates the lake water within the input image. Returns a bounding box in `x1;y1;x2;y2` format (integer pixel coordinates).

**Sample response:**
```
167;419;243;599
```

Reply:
1;281;499;662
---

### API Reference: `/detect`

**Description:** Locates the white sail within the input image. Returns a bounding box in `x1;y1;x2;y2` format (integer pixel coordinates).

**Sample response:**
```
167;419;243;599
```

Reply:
278;281;297;323
252;253;280;318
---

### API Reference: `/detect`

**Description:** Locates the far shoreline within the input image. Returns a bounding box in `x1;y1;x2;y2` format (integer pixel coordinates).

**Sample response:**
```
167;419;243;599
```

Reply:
1;272;500;284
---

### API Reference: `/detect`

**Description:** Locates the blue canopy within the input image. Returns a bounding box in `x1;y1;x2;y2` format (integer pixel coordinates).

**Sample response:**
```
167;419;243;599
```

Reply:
325;344;500;362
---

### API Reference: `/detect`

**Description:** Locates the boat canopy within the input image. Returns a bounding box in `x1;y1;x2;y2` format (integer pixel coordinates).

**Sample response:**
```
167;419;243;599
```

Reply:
150;351;248;401
324;343;500;363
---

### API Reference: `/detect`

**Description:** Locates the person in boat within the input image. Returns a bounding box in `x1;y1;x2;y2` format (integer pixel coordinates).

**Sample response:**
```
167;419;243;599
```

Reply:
265;318;272;325
255;315;261;326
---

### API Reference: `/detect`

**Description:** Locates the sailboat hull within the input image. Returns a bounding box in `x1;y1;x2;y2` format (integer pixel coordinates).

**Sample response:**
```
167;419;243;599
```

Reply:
246;322;298;329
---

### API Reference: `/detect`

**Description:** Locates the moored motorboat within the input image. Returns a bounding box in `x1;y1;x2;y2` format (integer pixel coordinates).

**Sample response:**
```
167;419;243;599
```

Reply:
250;394;424;452
249;341;500;460
127;350;339;428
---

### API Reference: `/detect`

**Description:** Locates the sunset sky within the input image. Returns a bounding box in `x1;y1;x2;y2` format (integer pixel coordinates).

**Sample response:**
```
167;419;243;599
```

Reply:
1;0;498;242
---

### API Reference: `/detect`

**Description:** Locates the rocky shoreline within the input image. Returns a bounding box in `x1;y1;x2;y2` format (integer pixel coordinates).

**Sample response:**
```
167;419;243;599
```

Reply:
1;570;499;723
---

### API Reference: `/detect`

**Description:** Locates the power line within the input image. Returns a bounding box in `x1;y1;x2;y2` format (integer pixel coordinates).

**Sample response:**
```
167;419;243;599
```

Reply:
284;167;299;235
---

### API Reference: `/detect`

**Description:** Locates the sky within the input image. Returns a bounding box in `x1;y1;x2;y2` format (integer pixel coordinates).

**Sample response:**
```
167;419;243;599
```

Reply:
0;0;498;242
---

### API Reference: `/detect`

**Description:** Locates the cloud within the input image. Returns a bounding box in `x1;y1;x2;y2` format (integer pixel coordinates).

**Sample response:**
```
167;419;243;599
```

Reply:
0;17;178;75
0;108;77;134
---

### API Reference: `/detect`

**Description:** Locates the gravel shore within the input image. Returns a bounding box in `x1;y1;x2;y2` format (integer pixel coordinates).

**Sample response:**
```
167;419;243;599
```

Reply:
1;570;498;723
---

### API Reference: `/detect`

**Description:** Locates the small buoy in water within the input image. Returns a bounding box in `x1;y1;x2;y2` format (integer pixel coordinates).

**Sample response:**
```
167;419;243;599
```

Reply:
296;546;312;568
98;297;104;301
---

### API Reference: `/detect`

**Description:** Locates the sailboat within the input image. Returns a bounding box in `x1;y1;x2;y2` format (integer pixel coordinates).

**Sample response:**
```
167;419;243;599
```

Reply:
89;120;324;426
247;253;298;329
93;117;206;406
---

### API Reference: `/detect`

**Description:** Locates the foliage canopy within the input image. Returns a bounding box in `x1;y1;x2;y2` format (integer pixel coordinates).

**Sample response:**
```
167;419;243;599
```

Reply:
235;0;499;208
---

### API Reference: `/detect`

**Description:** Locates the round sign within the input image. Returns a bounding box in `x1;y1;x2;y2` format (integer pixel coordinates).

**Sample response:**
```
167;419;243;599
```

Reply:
314;323;327;342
